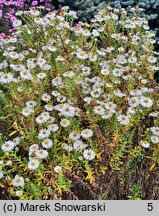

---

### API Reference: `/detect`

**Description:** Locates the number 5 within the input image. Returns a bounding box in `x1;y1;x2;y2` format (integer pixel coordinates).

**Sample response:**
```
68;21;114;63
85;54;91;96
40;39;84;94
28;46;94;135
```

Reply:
147;203;153;211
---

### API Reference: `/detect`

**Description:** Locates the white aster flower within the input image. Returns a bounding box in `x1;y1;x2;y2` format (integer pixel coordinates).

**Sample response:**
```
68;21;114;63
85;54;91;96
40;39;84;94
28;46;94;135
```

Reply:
20;70;32;80
151;136;159;144
140;97;153;108
105;102;117;110
51;90;61;97
83;149;95;160
73;140;87;150
13;175;24;187
42;139;53;148
48;124;59;132
36;114;48;124
117;115;130;125
47;117;56;124
38;129;51;139
26;100;37;108
15;11;23;16
56;95;66;103
149;112;158;118
36;149;48;159
76;51;88;60
101;68;110;75
34;17;43;24
2;141;15;152
81;129;93;139
13;137;21;146
61;105;75;117
54;165;62;173
28;159;40;170
147;56;157;64
22;107;33;116
60;119;70;127
89;54;97;62
112;68;123;77
128;97;140;107
69;131;81;141
0;73;13;83
44;104;54;111
30;9;40;16
37;58;46;66
29;144;39;152
150;127;159;136
140;140;150;148
13;20;22;27
128;56;137;63
127;107;136;116
92;29;100;37
16;190;23;196
102;110;115;119
41;93;51;102
117;55;127;64
63;71;75;78
52;76;62;86
37;72;46;79
90;90;101;98
130;89;142;96
55;56;65;62
82;66;91;75
48;45;57;52
94;106;105;115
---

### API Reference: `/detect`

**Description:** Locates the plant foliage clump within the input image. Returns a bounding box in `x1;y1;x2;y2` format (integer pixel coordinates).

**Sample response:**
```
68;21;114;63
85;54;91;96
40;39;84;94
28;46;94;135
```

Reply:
0;6;159;200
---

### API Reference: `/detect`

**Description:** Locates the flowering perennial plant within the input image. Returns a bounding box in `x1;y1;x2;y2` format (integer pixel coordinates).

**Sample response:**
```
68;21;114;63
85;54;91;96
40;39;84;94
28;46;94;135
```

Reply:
0;6;159;200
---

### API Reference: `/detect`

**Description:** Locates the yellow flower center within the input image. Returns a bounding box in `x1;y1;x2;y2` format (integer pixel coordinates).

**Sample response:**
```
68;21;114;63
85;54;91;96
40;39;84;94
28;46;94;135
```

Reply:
4;75;9;79
16;179;20;183
6;143;10;147
23;71;28;75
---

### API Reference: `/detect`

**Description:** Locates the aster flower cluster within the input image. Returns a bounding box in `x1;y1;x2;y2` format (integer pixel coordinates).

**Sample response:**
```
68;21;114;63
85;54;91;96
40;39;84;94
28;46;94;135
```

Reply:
0;6;158;199
0;0;55;36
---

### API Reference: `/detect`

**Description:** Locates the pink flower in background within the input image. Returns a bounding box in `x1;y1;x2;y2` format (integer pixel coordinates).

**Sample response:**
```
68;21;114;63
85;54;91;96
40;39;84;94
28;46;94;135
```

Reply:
0;33;5;38
46;7;51;11
4;2;10;6
10;16;17;22
0;0;56;35
31;1;38;6
9;9;15;15
0;9;2;17
4;13;11;18
76;24;81;29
